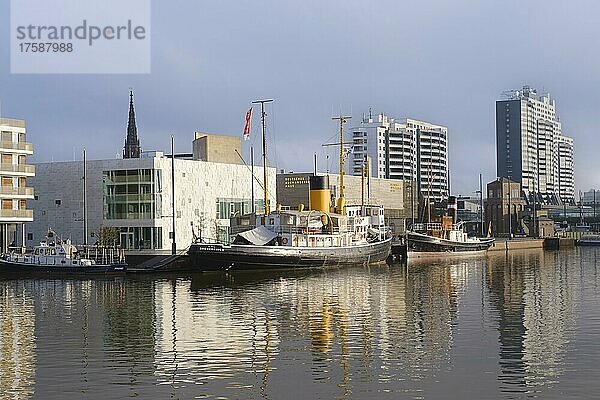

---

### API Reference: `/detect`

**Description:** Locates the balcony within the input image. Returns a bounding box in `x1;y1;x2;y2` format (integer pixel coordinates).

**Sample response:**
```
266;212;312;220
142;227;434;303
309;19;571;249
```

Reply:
0;163;35;176
0;118;25;128
0;187;34;198
0;140;33;153
0;209;33;220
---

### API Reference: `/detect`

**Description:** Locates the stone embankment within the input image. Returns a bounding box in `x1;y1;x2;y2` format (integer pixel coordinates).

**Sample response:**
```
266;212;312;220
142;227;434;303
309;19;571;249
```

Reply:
489;237;577;252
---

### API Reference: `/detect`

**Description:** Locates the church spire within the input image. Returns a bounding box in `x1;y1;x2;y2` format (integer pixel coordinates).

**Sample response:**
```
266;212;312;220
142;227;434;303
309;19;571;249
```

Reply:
123;90;141;158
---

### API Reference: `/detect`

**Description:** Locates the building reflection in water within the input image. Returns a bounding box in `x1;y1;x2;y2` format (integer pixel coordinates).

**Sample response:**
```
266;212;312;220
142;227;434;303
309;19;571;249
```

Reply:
152;276;281;396
145;265;470;399
0;282;36;400
486;249;576;395
5;248;589;399
3;278;159;399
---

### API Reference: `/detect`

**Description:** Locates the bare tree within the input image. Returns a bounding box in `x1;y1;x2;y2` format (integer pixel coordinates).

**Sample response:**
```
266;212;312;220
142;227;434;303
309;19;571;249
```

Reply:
94;226;120;246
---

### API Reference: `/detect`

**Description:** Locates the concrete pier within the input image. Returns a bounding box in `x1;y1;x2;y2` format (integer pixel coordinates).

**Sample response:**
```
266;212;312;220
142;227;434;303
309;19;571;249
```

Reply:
488;238;545;252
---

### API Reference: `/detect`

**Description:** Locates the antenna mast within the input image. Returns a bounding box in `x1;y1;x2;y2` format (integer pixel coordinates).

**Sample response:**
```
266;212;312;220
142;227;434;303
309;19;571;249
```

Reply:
252;99;273;215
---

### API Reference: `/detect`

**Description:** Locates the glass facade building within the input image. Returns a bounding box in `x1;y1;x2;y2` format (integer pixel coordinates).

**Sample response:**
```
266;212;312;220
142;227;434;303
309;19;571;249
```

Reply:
103;169;158;220
103;168;162;249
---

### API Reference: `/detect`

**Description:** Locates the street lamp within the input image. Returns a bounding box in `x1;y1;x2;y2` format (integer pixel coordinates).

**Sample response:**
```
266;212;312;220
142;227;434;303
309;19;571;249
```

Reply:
406;181;415;230
507;187;512;239
479;173;484;237
594;189;596;220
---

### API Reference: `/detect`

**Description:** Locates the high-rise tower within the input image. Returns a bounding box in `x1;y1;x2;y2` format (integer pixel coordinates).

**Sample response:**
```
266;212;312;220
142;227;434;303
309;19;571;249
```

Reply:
496;86;575;204
349;113;448;203
123;90;141;159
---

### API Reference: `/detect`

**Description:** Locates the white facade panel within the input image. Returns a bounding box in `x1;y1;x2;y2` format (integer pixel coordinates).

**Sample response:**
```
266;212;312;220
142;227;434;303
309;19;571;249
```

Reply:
28;156;276;252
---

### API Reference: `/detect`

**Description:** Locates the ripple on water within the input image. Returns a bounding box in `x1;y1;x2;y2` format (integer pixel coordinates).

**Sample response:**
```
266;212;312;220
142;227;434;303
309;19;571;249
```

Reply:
2;250;600;399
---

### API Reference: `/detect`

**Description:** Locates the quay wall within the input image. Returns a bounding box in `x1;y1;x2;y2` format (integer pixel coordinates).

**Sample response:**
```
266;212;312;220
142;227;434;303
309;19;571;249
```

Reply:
489;237;577;252
488;239;545;252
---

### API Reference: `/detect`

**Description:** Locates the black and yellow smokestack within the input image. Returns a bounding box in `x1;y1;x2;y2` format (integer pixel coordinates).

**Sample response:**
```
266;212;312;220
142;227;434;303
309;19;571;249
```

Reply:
309;175;330;212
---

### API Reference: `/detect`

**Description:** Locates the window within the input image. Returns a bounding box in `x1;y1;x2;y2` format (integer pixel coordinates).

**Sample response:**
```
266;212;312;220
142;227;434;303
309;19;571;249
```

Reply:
104;169;156;220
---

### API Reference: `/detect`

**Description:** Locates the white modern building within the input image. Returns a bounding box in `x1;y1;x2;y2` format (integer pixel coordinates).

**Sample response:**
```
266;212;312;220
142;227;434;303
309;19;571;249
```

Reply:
496;86;575;204
349;112;448;203
28;153;276;253
582;189;600;205
556;135;575;203
0;118;35;251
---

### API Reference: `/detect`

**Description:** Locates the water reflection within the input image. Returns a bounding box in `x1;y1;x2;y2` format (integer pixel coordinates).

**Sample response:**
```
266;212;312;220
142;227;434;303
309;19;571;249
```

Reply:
1;249;600;399
0;282;36;400
486;250;577;396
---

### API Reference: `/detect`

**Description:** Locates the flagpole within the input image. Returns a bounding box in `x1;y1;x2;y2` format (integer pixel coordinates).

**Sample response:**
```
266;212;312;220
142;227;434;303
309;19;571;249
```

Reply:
251;146;255;214
243;107;255;215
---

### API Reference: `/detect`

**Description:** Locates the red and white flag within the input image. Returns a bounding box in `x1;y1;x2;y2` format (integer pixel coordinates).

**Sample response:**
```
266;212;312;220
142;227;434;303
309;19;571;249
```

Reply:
243;107;253;140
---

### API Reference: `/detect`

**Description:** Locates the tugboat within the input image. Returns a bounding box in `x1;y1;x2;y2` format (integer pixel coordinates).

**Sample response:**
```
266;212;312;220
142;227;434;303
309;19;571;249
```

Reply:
188;178;391;271
0;230;127;275
407;196;494;259
187;110;392;271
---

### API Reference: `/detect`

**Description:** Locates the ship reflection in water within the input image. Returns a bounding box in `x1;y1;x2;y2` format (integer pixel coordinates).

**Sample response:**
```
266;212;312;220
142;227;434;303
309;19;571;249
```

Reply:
1;248;600;399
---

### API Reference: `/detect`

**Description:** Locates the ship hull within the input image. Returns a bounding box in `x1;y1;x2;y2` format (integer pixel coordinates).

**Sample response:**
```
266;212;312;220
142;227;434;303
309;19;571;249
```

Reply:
407;231;494;259
187;238;392;271
576;240;600;246
0;259;127;276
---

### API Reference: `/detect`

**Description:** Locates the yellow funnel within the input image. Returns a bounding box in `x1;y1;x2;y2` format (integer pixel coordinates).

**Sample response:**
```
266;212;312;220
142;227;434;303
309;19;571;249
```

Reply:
309;175;330;213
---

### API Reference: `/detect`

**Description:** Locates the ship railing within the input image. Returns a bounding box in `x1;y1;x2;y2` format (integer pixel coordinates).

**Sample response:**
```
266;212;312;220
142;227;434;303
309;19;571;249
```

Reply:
412;223;443;231
198;236;229;245
276;226;342;235
77;245;125;265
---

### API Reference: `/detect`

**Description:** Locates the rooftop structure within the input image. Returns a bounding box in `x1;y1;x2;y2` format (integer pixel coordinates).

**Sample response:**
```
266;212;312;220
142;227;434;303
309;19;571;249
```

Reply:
192;132;242;164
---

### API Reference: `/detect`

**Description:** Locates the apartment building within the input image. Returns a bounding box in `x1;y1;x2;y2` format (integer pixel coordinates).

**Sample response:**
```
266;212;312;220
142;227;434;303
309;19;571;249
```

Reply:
496;86;575;204
0;118;35;251
349;112;448;203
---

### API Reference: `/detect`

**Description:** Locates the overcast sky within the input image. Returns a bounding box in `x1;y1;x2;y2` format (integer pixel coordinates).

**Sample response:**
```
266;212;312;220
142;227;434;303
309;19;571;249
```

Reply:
1;0;598;195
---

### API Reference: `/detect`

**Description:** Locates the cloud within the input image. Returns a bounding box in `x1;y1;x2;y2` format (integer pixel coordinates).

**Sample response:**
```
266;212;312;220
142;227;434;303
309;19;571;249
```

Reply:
1;0;599;192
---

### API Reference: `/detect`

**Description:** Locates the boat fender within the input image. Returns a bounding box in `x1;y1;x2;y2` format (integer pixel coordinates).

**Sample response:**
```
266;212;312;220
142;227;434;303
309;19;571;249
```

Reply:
282;237;288;245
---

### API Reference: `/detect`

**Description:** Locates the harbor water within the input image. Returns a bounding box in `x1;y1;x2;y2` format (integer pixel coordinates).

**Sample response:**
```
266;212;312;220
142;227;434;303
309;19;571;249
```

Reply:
2;247;600;399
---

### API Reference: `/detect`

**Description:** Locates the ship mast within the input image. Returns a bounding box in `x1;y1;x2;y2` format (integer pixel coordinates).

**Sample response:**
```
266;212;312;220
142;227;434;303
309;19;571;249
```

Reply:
252;99;273;215
331;115;351;214
361;162;365;208
83;148;88;245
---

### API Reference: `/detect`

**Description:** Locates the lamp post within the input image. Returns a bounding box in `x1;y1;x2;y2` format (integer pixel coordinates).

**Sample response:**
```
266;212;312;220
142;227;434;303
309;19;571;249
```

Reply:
507;186;512;239
533;119;540;238
594;189;596;220
171;135;176;255
479;173;484;237
407;180;415;229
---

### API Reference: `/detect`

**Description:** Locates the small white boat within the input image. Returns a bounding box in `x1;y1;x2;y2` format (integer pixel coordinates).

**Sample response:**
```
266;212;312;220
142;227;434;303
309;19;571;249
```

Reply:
576;234;600;246
0;230;127;274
